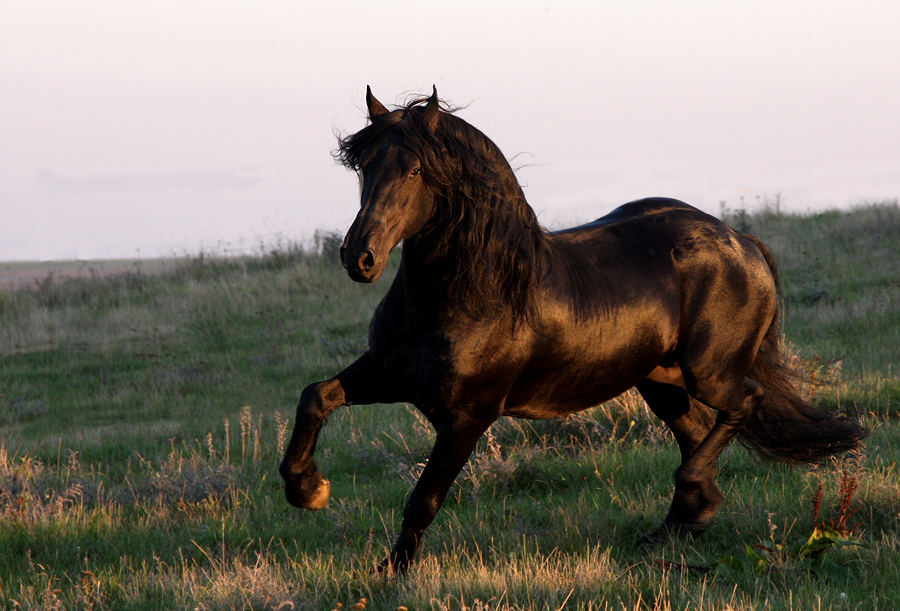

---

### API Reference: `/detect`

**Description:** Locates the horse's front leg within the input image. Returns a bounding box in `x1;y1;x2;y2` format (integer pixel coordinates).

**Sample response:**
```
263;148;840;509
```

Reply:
279;353;387;510
383;411;495;574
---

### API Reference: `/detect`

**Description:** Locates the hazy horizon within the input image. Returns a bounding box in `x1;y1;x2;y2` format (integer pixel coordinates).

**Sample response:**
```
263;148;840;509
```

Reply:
3;1;899;261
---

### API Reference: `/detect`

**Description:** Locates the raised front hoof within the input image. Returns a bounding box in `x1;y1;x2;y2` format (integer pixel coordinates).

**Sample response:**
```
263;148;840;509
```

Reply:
284;476;331;510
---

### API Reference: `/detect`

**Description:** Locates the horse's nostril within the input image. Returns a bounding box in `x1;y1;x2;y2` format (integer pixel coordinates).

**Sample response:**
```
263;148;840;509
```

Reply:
360;249;376;271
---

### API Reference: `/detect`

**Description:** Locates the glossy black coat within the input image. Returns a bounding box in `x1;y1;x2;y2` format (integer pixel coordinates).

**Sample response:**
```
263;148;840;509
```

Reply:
280;87;867;573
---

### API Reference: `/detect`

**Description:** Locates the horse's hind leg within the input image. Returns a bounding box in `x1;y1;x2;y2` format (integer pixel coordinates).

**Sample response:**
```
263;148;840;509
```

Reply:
637;379;716;461
664;375;765;535
636;379;722;535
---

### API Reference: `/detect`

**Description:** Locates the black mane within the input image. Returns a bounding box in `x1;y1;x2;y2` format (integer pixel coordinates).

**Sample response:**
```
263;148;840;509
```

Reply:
336;97;547;324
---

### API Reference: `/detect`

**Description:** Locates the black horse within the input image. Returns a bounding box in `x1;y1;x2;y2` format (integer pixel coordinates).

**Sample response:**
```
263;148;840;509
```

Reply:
281;87;866;573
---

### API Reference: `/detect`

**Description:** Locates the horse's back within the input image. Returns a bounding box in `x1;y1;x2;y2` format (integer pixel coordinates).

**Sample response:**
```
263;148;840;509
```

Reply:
552;197;769;275
595;197;699;222
554;197;716;240
542;196;777;348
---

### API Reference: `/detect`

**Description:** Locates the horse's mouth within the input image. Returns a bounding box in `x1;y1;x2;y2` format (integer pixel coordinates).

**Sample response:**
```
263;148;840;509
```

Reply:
345;265;382;283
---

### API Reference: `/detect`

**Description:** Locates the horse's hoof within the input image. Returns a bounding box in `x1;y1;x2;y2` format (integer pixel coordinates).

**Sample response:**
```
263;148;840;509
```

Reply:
307;478;331;510
637;526;667;546
638;520;710;546
375;547;417;576
375;556;409;577
285;476;331;510
374;557;394;576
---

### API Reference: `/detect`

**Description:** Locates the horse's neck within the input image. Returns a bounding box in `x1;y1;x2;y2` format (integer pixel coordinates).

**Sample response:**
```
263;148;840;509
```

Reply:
388;243;455;330
396;238;451;292
399;187;547;325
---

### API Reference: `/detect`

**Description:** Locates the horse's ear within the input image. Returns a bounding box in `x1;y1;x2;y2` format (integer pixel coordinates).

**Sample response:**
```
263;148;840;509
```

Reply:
423;85;440;131
366;86;389;120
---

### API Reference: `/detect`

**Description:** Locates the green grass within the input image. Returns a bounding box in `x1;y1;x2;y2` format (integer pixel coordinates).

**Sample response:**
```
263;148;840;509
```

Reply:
722;198;900;415
1;203;899;609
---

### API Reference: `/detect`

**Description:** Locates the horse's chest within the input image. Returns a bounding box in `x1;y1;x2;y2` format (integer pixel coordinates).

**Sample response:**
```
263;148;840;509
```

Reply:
369;311;516;407
368;313;452;392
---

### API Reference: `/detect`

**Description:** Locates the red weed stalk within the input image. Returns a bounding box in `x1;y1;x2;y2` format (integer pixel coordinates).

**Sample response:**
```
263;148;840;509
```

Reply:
814;466;862;538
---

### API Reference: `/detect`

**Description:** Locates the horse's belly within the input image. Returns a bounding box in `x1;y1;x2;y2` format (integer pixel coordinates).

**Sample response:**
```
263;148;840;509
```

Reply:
501;359;654;419
503;396;616;419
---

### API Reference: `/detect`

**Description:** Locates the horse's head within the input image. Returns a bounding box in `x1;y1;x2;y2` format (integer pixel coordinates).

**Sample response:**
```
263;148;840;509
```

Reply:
339;86;441;283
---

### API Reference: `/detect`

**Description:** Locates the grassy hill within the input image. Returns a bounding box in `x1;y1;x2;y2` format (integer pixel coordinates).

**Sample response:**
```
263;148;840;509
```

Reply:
1;202;898;609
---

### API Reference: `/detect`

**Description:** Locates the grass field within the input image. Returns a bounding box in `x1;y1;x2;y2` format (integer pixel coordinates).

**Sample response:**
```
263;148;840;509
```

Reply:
1;202;898;610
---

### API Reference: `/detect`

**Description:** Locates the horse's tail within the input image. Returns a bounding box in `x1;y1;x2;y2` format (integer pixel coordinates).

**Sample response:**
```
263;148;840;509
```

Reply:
738;235;868;463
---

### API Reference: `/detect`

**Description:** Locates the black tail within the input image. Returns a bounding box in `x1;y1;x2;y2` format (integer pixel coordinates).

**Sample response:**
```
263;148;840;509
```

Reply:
738;235;868;463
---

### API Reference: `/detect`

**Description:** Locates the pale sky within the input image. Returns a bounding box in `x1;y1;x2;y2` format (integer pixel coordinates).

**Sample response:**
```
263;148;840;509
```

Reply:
2;1;899;261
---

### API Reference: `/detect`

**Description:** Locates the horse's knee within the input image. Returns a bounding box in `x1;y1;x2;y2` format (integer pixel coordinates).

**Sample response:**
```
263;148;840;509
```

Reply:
298;378;346;419
718;378;765;426
689;375;764;421
743;378;765;408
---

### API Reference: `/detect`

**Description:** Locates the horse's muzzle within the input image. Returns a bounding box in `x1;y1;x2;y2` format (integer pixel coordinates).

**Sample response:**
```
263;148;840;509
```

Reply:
340;245;381;283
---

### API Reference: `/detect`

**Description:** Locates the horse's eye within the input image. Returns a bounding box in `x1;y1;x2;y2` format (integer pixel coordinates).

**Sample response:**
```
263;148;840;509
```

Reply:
409;168;421;179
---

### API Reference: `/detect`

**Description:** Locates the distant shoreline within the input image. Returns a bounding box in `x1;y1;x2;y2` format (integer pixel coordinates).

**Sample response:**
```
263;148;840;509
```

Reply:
0;258;179;290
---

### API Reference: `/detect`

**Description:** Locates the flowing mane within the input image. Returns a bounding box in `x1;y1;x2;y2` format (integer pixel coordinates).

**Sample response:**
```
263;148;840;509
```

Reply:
335;96;547;324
